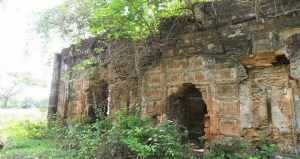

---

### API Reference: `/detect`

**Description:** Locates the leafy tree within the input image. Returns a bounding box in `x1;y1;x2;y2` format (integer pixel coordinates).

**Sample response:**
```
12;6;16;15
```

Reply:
36;0;92;42
36;0;211;41
0;72;42;108
0;73;22;107
88;0;184;39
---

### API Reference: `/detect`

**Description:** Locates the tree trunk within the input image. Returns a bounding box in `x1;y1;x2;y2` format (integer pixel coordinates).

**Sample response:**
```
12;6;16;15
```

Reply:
3;98;8;108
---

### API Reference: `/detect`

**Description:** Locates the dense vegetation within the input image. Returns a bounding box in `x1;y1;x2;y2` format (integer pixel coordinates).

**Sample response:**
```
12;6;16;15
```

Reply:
1;111;196;159
2;110;298;159
36;0;209;41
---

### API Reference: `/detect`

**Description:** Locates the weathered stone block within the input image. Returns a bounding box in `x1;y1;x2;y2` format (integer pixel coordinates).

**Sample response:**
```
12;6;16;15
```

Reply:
239;81;253;129
167;72;184;84
144;73;161;86
189;56;204;68
143;88;162;99
144;100;162;115
294;95;300;132
286;33;300;79
215;68;237;81
220;119;240;136
216;84;238;98
194;71;205;81
219;101;240;116
167;58;188;71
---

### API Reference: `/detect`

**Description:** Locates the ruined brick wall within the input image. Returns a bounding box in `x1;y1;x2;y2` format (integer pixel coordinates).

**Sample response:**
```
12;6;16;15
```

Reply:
49;0;300;151
53;38;140;121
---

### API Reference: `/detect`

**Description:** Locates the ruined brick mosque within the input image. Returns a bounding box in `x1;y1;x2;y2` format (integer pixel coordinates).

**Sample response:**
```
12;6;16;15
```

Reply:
48;0;300;152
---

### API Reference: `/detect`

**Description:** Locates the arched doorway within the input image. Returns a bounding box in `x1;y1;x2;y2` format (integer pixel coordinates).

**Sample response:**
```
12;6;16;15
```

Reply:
87;80;109;122
167;83;208;146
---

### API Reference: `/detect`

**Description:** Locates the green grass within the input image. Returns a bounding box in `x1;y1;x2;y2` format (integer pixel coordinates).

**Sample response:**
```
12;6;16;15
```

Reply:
0;138;76;159
0;108;73;159
0;108;46;140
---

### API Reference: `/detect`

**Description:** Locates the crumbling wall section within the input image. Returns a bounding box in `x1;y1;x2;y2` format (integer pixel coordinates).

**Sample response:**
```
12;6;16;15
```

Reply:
54;38;143;122
140;0;300;149
49;0;300;150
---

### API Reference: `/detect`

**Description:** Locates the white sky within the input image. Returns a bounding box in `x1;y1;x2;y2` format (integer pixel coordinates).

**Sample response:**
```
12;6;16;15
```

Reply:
0;0;66;99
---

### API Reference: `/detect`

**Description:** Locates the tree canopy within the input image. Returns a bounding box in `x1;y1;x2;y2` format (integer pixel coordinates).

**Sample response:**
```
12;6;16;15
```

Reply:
36;0;209;41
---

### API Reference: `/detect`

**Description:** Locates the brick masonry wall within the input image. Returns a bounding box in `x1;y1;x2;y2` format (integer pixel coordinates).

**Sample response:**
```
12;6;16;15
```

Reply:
49;0;300;150
141;55;240;137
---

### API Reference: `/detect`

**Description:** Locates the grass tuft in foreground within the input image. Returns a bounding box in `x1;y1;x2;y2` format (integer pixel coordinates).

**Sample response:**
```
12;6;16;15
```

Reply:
0;121;77;159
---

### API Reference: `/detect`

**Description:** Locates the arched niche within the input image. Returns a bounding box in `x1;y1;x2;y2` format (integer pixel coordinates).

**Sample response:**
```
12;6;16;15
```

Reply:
167;83;208;147
87;80;109;122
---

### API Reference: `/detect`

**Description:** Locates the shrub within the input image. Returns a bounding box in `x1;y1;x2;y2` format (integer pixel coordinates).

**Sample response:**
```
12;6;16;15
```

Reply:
2;112;193;159
248;135;277;159
204;136;279;159
45;118;113;159
4;120;47;139
204;137;250;159
96;111;196;159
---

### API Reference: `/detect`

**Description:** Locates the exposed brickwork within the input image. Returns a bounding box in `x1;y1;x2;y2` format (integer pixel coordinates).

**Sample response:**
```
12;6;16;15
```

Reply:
49;0;300;151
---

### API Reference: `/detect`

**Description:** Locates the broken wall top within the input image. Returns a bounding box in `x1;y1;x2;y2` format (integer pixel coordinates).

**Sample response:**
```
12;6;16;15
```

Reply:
58;0;300;79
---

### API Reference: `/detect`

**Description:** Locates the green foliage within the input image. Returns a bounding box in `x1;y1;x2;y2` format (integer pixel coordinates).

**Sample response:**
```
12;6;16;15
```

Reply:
204;137;250;159
1;112;289;159
0;72;47;108
0;121;76;159
248;135;277;159
204;137;280;159
36;0;91;41
103;111;194;159
43;119;111;159
4;120;47;139
0;138;76;159
72;58;98;71
47;110;194;159
37;0;210;41
88;0;184;39
94;47;104;54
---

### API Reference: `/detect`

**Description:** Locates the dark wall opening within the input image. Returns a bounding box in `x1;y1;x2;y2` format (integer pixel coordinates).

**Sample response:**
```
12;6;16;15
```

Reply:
88;80;109;122
272;54;290;66
167;83;208;146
